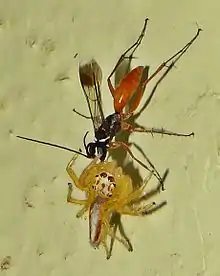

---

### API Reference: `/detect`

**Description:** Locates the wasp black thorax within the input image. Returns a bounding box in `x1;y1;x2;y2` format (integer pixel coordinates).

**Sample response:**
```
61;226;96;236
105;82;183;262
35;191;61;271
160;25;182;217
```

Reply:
85;112;121;161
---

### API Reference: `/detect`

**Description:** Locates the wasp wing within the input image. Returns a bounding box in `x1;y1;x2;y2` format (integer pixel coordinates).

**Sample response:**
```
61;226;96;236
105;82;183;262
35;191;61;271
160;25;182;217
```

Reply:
79;59;105;131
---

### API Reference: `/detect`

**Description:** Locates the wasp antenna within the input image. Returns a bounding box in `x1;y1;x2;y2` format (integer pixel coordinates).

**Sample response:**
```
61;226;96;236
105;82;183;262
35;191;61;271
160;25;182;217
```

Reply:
83;131;90;143
16;135;88;158
83;131;90;150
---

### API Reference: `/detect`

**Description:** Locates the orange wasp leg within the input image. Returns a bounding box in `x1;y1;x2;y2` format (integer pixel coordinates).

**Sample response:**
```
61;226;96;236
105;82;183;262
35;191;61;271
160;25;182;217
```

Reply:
109;141;163;184
107;18;149;103
141;27;202;90
121;122;194;137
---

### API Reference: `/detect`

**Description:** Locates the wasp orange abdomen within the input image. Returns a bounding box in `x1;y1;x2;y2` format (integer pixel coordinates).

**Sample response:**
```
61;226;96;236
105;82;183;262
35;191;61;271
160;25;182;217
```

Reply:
113;66;144;113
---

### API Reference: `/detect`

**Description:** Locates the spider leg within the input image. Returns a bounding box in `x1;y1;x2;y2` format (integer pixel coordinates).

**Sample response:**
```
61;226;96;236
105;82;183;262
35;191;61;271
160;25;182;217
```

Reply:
100;210;133;258
67;183;87;205
66;156;90;218
66;155;100;190
103;217;132;252
67;183;89;219
103;172;152;214
120;202;157;216
66;154;82;189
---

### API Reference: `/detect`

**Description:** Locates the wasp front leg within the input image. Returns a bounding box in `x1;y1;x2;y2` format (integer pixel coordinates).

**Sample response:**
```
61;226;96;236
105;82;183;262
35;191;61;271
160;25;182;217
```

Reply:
121;122;194;137
107;18;149;100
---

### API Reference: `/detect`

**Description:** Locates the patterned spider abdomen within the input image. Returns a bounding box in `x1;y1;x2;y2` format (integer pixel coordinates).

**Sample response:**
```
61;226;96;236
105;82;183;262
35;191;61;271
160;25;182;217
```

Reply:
92;172;116;198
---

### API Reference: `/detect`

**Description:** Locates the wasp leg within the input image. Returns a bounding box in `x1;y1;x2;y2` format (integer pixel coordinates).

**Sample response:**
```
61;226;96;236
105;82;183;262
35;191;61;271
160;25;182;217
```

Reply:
110;141;163;184
107;18;149;97
122;122;194;137
73;108;91;119
141;28;202;90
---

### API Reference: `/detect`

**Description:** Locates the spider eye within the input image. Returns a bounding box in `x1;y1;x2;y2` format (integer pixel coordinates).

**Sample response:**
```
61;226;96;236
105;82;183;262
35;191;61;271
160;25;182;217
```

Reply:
108;176;114;182
100;172;107;178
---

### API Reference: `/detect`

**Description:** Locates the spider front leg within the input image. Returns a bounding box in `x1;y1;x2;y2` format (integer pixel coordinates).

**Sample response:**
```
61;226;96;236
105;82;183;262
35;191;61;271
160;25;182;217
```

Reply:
67;183;87;205
66;154;81;188
66;155;88;215
122;121;194;137
67;183;88;218
66;154;99;190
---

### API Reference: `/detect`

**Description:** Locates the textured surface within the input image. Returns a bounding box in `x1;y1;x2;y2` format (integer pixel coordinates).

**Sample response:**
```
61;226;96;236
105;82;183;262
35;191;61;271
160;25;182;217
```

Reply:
0;0;219;275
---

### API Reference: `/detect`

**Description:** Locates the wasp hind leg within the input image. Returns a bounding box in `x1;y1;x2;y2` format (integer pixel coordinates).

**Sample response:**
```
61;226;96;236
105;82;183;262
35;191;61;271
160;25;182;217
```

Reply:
122;122;194;137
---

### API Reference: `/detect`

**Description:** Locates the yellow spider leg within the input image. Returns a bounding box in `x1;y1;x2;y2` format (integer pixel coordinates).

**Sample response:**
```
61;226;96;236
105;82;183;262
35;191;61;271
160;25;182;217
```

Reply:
126;172;153;203
67;155;100;191
101;239;110;259
120;202;156;216
66;154;83;190
76;206;88;218
101;212;132;252
81;155;100;174
75;193;96;218
67;183;89;218
102;173;153;215
67;183;87;205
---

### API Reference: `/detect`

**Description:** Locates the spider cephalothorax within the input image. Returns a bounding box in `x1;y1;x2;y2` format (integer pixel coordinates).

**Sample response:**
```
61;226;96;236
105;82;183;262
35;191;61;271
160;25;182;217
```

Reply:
92;172;116;198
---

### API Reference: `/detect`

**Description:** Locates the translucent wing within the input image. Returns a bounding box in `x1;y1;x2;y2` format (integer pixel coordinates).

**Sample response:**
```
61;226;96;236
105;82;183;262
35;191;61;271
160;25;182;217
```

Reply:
79;59;104;131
